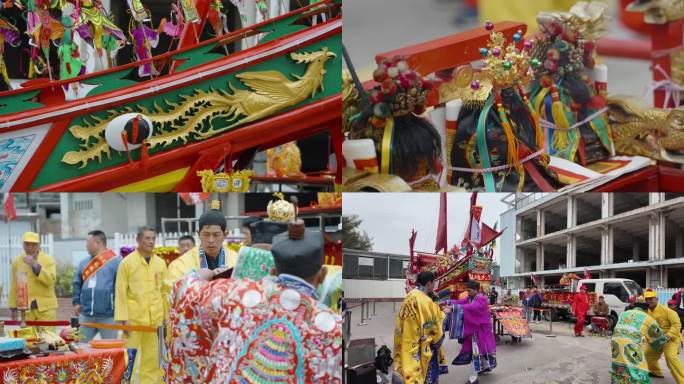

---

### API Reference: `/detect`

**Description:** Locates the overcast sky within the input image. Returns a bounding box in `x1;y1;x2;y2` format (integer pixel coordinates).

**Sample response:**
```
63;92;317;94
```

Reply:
343;193;512;262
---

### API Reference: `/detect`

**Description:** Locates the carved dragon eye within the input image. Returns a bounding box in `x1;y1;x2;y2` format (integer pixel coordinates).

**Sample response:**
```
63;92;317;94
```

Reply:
104;113;154;152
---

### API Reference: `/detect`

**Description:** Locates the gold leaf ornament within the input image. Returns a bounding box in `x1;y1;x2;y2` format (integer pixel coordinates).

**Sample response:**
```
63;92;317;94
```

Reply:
197;169;253;192
60;48;336;168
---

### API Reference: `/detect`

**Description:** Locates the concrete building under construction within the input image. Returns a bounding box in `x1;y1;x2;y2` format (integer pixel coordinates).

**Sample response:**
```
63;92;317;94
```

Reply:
500;193;684;290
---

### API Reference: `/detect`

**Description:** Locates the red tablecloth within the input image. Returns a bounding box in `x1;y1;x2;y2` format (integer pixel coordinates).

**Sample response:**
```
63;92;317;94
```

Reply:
492;307;531;338
0;348;129;383
592;165;684;192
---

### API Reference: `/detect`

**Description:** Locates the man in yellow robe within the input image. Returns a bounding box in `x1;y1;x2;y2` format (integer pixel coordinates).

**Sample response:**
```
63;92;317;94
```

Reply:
8;232;57;329
394;271;446;384
644;289;684;383
164;196;292;297
177;235;195;256
164;201;238;299
115;226;168;384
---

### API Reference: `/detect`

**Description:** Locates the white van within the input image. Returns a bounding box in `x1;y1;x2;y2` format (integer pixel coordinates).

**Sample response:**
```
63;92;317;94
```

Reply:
543;278;642;328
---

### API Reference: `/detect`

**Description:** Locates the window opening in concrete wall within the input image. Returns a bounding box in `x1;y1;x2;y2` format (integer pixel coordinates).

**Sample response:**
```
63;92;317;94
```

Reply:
543;206;567;235
576;194;602;226
613;193;650;216
389;259;407;279
343;254;357;279
519;213;537;240
664;208;684;259
612;218;649;264
664;193;683;201
667;267;684;288
542;243;566;271
575;232;602;267
516;246;536;273
374;257;388;280
614;271;646;288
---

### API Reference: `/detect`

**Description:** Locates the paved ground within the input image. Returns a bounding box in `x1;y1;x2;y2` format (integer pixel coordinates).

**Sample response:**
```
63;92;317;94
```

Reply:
348;302;683;383
343;0;652;103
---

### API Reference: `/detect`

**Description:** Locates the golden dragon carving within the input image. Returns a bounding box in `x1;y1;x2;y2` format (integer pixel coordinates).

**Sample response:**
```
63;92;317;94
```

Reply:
627;0;684;24
607;95;684;163
61;48;337;168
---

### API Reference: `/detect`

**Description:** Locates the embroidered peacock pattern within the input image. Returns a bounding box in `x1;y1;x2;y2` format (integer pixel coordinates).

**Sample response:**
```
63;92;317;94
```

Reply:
61;47;337;168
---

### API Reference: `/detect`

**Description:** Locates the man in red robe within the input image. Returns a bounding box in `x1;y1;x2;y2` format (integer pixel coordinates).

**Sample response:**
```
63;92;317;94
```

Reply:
572;285;590;337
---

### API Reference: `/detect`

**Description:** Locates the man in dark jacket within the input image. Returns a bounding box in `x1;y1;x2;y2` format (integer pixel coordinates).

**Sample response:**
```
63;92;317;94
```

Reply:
529;288;543;323
72;230;121;341
489;287;499;305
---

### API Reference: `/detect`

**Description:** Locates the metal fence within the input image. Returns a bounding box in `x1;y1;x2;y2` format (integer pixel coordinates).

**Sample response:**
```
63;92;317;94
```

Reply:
113;232;197;250
0;234;54;306
654;288;678;304
502;287;678;305
112;230;245;251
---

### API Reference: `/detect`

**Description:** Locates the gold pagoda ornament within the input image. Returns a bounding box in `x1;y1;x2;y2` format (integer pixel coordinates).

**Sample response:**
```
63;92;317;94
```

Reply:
197;169;253;192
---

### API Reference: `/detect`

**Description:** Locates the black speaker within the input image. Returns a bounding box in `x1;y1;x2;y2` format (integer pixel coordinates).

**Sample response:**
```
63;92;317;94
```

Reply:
346;361;376;384
346;338;376;384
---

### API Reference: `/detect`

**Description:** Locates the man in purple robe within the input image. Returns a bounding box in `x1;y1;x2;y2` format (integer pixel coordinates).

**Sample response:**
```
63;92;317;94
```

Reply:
446;280;496;383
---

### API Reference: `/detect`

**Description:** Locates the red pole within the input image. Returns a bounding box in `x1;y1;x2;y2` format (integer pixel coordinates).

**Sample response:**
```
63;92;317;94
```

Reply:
595;38;650;60
171;0;212;73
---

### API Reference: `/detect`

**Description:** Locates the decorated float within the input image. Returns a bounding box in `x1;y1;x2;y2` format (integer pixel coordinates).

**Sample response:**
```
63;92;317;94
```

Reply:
0;0;342;192
342;1;684;192
405;192;531;341
405;192;501;298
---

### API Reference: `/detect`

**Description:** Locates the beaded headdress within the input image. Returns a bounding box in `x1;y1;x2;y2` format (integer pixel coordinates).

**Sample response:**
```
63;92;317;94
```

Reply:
366;57;435;175
528;1;612;163
531;1;609;79
367;57;433;124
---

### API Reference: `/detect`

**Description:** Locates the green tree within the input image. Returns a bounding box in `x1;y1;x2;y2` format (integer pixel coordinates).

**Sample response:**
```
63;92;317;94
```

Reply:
55;262;74;298
342;215;373;251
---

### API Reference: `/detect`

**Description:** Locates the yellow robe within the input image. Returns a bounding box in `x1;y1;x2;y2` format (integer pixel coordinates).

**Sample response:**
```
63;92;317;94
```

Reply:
114;250;168;384
645;304;684;384
393;288;445;384
8;252;57;322
163;245;238;300
479;0;582;33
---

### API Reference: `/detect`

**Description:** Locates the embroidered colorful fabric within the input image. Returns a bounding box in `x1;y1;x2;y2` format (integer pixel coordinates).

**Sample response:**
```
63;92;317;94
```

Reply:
232;246;274;281
492;307;531;338
0;348;129;383
611;309;668;384
167;274;342;383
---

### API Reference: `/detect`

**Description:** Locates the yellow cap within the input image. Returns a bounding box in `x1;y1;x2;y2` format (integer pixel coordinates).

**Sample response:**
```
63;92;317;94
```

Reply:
210;200;220;210
644;289;657;299
22;232;39;243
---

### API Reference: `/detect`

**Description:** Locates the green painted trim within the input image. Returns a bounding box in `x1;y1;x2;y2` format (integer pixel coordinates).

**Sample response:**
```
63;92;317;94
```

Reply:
0;91;44;115
30;34;342;189
172;42;224;72
257;15;308;45
83;68;137;97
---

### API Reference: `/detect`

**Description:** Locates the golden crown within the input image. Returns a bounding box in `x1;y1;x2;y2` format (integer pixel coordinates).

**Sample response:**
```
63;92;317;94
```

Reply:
266;192;295;223
474;23;539;91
